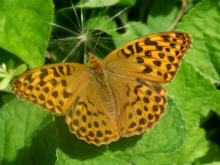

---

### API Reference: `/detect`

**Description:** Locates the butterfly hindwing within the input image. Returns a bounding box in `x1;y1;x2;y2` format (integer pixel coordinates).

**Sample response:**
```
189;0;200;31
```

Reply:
65;80;120;145
106;72;166;136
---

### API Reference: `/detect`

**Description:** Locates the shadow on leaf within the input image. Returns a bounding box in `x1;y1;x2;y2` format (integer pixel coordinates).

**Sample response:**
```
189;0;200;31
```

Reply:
55;116;143;160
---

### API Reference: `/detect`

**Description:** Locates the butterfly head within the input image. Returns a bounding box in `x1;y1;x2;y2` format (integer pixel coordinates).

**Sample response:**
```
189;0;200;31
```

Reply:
87;52;105;81
87;52;98;64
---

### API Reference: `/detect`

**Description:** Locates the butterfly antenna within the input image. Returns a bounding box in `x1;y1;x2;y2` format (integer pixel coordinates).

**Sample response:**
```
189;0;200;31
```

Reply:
51;36;74;48
93;16;108;51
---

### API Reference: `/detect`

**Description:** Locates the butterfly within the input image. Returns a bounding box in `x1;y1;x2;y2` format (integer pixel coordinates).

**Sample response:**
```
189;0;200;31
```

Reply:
11;31;192;146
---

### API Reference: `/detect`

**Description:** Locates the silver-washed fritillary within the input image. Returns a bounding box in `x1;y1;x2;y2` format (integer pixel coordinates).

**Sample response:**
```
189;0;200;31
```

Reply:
11;31;192;145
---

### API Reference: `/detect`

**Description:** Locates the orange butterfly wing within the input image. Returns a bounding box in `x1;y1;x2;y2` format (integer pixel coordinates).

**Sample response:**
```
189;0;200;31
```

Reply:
11;63;120;145
11;63;89;115
102;31;192;83
101;31;192;137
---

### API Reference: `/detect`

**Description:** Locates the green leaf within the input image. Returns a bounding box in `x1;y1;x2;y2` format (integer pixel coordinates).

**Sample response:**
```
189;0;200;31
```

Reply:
0;48;22;69
7;59;14;74
131;155;155;165
84;15;116;33
112;22;154;48
116;0;136;6
146;0;181;32
76;0;120;8
150;0;220;162
0;98;58;165
0;76;11;90
13;64;27;76
0;0;54;67
154;58;220;163
195;142;220;164
177;0;220;83
55;98;186;164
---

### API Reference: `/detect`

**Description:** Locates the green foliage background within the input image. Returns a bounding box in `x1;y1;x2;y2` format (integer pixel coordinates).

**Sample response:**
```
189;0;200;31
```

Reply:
0;0;220;164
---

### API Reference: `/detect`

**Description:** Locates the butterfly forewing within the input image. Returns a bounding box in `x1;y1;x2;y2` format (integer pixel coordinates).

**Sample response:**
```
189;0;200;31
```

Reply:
11;63;89;115
102;31;192;83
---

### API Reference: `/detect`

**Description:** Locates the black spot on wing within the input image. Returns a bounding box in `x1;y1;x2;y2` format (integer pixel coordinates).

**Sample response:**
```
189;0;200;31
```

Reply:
161;35;170;42
120;49;130;58
135;42;143;53
136;57;144;63
142;66;153;73
58;66;65;75
127;45;134;55
63;90;72;98
144;38;158;45
51;67;61;77
40;70;49;79
156;46;163;51
145;51;152;57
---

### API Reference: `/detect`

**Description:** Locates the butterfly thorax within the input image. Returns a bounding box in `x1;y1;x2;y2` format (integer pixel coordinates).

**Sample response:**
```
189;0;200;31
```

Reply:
87;52;105;83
